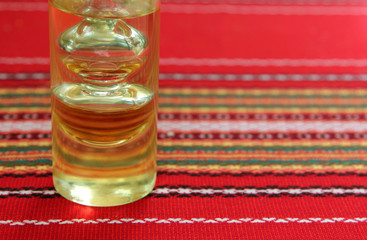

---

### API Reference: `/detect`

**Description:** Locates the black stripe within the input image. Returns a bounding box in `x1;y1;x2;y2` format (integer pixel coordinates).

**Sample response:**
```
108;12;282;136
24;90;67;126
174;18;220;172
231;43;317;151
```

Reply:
2;171;367;179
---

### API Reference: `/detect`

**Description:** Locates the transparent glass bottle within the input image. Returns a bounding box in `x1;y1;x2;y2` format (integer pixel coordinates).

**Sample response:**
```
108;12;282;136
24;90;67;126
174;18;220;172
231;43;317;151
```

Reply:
49;0;160;206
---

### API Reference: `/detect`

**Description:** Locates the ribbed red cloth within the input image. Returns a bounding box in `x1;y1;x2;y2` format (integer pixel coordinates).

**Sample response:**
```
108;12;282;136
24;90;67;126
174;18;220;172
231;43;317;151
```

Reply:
2;0;367;239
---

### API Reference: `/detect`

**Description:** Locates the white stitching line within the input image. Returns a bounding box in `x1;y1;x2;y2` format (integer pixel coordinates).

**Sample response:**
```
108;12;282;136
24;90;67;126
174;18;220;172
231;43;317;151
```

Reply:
1;218;366;225
2;188;367;196
152;187;367;195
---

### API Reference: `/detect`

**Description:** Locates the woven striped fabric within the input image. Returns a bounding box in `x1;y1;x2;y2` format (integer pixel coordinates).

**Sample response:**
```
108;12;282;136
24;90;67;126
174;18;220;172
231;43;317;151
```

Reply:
3;0;367;239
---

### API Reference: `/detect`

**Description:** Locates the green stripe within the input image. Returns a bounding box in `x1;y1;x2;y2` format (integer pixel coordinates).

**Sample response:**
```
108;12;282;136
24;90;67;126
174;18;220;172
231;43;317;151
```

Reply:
0;145;366;153
0;159;51;167
0;104;50;108
0;146;51;152
1;159;365;167
0;93;50;98
157;159;367;166
158;145;367;152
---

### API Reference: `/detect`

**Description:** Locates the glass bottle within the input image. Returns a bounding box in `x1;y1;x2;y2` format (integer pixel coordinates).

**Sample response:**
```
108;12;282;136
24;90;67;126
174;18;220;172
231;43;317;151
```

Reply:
49;0;160;206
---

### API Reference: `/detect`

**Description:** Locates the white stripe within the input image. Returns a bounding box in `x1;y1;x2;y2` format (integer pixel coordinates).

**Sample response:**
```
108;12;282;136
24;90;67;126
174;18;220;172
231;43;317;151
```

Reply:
152;187;367;195
0;190;56;196
160;58;367;67
4;120;367;132
158;121;367;132
3;187;365;196
0;73;50;80
2;72;367;81
0;217;366;225
0;57;49;65
0;121;51;132
159;73;367;81
162;5;367;15
3;57;367;67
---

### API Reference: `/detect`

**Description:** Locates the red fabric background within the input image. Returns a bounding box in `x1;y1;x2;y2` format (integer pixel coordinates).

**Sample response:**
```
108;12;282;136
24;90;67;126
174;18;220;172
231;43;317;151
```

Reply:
2;0;367;239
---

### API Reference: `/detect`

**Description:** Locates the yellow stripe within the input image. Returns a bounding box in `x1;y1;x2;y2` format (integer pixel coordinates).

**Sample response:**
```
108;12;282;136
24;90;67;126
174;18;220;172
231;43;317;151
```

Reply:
159;97;367;105
1;140;366;148
0;141;51;147
1;107;364;114
160;88;367;96
1;165;365;172
0;88;49;94
0;108;50;113
0;165;52;171
1;97;50;104
159;164;367;170
158;140;367;147
3;87;367;96
0;152;52;159
4;96;366;105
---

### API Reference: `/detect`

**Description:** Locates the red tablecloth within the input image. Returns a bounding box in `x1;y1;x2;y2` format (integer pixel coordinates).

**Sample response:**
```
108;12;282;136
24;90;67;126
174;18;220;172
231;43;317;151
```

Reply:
2;0;367;239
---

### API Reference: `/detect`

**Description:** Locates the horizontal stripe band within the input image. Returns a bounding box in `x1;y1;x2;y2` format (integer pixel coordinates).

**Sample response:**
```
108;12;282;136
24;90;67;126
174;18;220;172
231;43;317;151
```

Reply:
156;159;367;166
5;57;367;67
159;104;367;109
5;72;367;82
6;104;367;109
160;58;367;67
2;145;367;153
3;186;367;198
162;4;367;15
0;217;364;225
5;120;367;132
9;99;367;107
4;96;367;106
158;121;367;132
158;132;367;140
3;171;367;178
4;159;367;167
3;132;367;141
4;3;367;15
2;165;367;174
4;87;367;96
5;93;367;100
3;113;367;121
161;0;367;5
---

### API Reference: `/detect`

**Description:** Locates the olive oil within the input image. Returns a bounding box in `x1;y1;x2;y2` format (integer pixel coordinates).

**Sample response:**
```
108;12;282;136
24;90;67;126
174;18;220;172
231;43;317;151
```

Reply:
49;0;160;206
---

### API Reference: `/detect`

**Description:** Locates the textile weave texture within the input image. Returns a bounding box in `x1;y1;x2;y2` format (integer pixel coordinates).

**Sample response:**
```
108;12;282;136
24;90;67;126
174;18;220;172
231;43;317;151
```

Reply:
2;0;367;239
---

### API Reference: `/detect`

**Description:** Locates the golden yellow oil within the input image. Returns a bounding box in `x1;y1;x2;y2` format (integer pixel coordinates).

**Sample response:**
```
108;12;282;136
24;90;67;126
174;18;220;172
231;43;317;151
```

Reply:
49;0;160;206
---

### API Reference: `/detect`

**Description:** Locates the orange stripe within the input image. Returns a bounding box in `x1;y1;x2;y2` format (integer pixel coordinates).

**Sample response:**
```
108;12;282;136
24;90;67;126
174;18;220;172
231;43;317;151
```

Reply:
159;97;367;105
1;97;50;104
